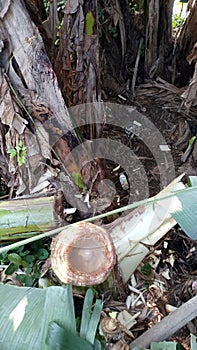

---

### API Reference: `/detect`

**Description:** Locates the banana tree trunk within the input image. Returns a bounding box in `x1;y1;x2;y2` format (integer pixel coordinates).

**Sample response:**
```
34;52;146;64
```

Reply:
144;0;174;78
0;1;81;188
54;0;102;139
0;1;107;215
0;194;63;240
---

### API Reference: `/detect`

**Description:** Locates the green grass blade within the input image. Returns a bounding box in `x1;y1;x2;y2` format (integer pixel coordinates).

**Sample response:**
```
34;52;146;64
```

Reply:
86;299;103;345
80;288;94;339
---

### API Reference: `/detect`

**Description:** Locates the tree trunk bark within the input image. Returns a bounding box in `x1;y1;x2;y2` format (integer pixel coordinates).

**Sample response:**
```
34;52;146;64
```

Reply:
0;0;109;218
144;0;174;78
0;0;92;193
0;1;79;180
54;0;102;139
0;0;92;214
174;2;197;86
178;0;197;55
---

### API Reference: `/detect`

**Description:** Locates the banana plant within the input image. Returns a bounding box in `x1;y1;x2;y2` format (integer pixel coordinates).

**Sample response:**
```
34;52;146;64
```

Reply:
0;284;104;350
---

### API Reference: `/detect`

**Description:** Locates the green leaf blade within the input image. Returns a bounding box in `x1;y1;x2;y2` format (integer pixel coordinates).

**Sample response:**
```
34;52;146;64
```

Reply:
46;322;94;350
0;284;76;350
191;333;197;350
7;253;22;265
85;11;95;35
188;176;197;187
86;299;103;345
171;188;197;240
80;288;94;339
5;262;18;275
151;341;177;350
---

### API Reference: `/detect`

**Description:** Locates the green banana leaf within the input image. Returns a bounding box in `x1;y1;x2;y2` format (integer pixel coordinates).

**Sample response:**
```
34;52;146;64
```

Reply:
46;322;94;350
171;187;197;240
0;283;75;350
133;334;197;350
0;283;103;350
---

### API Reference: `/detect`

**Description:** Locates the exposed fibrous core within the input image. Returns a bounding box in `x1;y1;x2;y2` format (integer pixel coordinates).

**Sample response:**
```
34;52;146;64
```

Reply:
50;222;116;286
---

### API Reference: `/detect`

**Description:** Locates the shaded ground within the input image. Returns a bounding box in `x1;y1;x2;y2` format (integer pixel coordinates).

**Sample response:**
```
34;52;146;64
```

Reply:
0;84;196;349
99;90;197;349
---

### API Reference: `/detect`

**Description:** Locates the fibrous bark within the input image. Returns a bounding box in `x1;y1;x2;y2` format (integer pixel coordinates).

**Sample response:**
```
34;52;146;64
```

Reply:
0;1;86;204
178;0;197;54
0;1;110;220
144;0;174;78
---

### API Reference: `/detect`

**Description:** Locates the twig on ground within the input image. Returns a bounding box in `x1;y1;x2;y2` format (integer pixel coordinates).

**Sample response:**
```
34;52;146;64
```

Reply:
130;295;197;348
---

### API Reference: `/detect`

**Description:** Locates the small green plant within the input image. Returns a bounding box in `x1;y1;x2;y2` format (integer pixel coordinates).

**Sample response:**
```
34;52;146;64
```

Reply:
141;262;152;275
85;11;95;35
7;140;26;166
44;0;67;16
57;0;67;12
0;240;49;287
109;26;118;38
72;171;86;192
172;14;184;29
129;0;144;15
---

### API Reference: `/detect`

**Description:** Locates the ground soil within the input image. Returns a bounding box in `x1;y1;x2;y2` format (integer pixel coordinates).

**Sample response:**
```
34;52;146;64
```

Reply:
0;89;196;349
99;93;197;349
